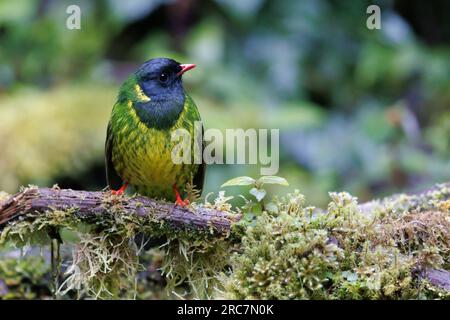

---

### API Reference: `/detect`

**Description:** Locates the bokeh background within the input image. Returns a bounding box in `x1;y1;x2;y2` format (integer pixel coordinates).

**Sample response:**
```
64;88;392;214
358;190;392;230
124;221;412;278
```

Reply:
0;0;449;207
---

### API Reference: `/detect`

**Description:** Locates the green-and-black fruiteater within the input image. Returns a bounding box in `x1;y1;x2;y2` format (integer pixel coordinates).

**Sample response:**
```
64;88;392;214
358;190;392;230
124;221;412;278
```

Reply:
105;58;205;206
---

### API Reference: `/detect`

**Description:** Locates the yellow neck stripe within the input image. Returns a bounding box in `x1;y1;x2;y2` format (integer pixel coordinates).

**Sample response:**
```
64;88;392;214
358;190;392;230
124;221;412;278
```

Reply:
134;84;151;102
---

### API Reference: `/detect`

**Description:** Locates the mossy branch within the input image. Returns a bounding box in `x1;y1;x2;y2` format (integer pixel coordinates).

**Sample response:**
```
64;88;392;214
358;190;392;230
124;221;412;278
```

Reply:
0;183;448;298
2;184;447;232
0;187;241;235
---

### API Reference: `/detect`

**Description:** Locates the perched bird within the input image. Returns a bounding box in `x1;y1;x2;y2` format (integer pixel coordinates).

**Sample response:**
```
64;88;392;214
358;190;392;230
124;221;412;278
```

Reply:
105;58;205;206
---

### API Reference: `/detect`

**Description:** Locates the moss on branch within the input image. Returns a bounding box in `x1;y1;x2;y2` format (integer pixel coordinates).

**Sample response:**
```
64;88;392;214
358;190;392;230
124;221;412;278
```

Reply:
0;183;448;299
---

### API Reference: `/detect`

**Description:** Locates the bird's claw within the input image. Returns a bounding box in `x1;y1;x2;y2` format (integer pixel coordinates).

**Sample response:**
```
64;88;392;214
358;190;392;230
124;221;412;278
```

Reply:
111;182;128;196
175;198;190;207
173;184;189;207
111;189;124;196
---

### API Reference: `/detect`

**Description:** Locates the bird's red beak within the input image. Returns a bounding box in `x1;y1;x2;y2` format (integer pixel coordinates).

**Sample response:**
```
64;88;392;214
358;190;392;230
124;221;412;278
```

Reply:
177;63;196;77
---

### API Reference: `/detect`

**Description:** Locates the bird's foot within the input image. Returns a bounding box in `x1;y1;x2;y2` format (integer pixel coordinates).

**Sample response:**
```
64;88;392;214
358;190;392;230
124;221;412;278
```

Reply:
175;197;190;207
173;185;189;207
111;182;128;196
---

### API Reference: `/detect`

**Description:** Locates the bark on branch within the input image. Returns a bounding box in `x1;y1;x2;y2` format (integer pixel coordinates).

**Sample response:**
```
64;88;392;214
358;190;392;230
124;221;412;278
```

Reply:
0;187;241;235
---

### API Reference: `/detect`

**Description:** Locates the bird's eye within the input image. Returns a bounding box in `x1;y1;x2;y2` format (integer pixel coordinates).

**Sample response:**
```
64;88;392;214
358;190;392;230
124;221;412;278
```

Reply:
159;72;168;83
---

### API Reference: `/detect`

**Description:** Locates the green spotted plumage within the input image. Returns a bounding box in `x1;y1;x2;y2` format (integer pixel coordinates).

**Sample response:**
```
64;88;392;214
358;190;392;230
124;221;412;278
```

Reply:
105;58;205;201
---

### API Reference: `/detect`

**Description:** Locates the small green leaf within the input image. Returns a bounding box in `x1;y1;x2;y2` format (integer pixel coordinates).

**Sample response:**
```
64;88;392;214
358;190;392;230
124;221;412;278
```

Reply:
342;271;358;282
243;212;256;221
265;202;279;214
257;176;289;186
221;176;256;187
250;187;266;202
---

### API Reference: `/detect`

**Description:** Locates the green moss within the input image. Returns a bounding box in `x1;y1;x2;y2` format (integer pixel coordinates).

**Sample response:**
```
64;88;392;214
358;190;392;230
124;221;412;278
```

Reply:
221;185;449;300
0;255;51;299
221;191;343;299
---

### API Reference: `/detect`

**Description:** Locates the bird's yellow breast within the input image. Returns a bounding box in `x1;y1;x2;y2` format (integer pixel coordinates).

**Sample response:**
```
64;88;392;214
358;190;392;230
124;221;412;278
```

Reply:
111;100;199;199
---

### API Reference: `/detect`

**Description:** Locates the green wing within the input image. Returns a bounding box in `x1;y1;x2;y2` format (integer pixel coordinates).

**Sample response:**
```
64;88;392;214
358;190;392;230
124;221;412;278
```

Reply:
105;121;124;190
185;94;205;194
193;124;206;194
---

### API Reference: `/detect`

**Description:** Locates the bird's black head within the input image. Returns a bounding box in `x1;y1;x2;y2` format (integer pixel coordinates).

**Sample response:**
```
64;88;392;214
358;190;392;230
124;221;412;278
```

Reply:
131;58;196;129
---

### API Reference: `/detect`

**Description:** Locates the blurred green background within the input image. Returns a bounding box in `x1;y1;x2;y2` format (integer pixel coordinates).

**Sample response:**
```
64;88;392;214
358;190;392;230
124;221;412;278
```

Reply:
0;0;449;207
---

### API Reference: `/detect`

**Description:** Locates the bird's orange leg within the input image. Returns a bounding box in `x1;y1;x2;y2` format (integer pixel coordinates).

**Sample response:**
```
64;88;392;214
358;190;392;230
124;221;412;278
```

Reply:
111;182;129;196
172;184;189;207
